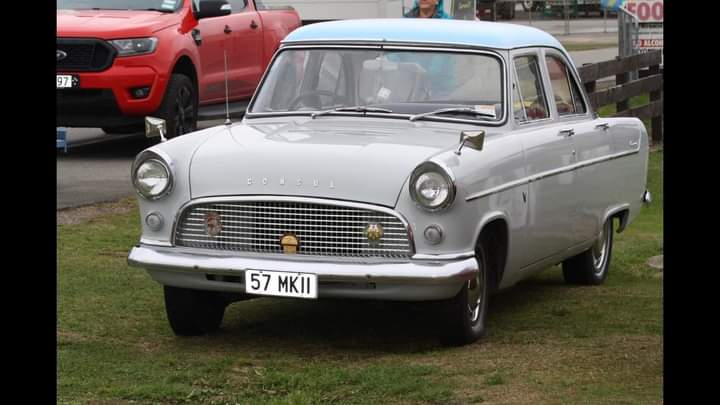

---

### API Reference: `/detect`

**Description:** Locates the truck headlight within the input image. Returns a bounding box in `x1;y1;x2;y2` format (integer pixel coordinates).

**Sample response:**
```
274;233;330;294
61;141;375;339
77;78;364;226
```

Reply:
409;162;456;211
110;37;158;56
132;151;173;200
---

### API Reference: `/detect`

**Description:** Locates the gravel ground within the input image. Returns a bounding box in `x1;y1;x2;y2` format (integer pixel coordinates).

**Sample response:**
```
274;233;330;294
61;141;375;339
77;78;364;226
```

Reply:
56;197;137;225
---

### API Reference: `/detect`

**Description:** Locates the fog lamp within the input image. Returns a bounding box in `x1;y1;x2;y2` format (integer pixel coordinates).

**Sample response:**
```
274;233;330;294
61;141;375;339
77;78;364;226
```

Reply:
132;87;151;99
424;224;444;245
145;212;164;231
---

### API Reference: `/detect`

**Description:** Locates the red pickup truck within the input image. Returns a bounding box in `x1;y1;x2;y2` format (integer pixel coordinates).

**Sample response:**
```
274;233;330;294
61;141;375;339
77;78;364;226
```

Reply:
57;0;300;138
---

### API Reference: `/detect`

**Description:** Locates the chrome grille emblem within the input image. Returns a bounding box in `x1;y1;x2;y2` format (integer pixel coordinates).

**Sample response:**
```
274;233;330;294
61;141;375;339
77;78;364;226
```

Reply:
204;212;222;237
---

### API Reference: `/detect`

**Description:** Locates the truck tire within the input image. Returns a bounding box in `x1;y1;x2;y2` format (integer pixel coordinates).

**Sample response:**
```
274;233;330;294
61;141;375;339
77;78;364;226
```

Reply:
562;218;614;285
155;74;197;139
164;285;227;336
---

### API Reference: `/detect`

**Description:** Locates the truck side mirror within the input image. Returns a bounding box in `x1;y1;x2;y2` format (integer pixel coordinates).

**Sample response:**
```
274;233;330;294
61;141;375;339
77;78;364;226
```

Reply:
194;0;232;20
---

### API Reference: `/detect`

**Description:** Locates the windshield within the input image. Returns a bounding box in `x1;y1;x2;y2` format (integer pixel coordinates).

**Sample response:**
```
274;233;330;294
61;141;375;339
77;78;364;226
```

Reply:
249;48;505;122
57;0;183;11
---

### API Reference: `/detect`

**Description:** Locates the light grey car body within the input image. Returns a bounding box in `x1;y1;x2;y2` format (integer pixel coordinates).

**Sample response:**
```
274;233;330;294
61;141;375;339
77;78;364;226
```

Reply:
128;19;649;302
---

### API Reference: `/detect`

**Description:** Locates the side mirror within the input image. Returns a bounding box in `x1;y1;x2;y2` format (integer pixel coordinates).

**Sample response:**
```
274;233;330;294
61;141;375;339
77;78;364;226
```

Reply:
145;116;167;143
194;0;232;20
455;130;485;155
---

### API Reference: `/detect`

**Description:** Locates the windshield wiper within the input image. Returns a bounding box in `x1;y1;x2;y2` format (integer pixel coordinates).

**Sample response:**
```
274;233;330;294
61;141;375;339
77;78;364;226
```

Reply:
140;8;174;12
408;107;497;122
311;106;393;119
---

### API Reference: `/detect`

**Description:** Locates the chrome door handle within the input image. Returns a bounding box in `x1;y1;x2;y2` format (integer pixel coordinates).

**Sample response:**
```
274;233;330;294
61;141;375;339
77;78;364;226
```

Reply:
558;128;575;137
595;122;610;131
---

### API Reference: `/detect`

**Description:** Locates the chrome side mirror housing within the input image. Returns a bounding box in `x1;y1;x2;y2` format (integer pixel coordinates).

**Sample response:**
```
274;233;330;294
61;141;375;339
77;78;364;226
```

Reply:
455;130;485;155
145;116;167;143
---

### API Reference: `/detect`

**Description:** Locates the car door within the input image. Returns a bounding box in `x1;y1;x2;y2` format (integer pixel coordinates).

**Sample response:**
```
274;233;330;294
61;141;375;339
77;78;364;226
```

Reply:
543;49;616;244
512;50;579;268
195;0;234;103
224;0;263;99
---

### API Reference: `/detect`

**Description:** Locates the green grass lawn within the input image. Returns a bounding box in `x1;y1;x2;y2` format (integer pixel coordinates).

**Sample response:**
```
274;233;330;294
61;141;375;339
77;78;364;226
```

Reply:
58;151;663;404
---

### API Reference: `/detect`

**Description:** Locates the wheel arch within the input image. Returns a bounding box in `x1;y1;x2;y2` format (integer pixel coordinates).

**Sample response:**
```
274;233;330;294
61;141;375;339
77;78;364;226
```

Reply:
474;213;510;293
603;204;630;233
171;55;199;101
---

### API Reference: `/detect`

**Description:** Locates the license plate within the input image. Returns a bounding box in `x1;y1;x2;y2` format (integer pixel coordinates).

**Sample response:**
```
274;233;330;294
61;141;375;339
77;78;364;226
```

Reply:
56;74;79;89
245;269;317;299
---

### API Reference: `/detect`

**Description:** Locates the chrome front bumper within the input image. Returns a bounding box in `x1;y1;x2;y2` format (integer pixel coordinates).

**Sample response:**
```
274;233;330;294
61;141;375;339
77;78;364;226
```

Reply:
128;245;478;301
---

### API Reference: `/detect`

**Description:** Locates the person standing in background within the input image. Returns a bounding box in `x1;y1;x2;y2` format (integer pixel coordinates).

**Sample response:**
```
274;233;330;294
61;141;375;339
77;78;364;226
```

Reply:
404;0;451;19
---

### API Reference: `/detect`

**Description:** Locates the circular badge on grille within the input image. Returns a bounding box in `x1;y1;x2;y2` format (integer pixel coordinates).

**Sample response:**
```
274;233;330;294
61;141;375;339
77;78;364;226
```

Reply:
364;223;384;246
204;212;222;237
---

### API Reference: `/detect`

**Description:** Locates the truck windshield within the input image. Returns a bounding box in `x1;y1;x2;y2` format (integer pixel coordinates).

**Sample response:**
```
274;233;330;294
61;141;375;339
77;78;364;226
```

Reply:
249;48;504;122
57;0;183;11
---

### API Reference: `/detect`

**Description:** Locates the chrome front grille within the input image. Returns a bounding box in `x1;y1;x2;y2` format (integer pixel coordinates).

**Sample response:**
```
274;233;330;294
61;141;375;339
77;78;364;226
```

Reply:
174;200;412;258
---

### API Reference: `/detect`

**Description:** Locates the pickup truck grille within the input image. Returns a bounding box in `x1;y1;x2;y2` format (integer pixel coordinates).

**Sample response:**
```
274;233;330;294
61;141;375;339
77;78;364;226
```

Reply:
174;200;413;259
57;38;116;72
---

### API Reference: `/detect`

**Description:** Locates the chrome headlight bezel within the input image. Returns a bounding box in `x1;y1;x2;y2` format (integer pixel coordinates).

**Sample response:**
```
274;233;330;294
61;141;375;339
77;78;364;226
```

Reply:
131;150;174;201
409;161;456;212
109;37;158;57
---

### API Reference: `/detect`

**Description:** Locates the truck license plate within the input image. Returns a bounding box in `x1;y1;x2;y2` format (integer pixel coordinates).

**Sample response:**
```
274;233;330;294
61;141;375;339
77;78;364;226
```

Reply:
56;74;79;89
245;269;317;299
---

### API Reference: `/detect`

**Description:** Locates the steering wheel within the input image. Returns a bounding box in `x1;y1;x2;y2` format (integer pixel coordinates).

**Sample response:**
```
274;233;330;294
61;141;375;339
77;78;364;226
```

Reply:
288;90;338;109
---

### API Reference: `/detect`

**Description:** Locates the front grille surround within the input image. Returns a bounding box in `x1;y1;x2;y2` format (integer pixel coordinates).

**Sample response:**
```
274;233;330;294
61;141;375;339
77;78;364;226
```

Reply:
57;38;117;72
173;197;414;259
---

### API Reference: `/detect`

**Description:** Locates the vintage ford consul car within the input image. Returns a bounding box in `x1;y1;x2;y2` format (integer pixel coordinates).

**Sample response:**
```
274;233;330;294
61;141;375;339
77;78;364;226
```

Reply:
128;19;650;344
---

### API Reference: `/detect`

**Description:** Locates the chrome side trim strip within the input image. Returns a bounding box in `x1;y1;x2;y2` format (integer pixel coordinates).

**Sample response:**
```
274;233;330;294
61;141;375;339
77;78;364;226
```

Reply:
466;147;640;201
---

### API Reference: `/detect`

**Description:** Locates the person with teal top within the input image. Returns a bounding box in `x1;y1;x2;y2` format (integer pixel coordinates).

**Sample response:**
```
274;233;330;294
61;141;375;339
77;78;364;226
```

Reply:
404;0;451;19
397;0;455;99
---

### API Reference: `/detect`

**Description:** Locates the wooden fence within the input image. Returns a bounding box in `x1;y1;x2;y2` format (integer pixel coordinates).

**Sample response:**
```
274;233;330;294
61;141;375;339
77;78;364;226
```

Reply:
577;50;663;144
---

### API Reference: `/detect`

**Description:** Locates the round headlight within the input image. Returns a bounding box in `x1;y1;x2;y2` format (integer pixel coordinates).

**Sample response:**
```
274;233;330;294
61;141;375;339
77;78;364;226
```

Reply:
409;162;455;211
132;157;172;200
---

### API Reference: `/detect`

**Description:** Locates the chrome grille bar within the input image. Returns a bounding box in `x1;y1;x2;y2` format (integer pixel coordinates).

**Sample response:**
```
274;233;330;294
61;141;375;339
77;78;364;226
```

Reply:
174;199;412;258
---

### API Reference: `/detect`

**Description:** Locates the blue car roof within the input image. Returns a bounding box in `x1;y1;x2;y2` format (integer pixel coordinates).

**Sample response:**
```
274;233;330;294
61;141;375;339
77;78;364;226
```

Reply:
283;18;565;51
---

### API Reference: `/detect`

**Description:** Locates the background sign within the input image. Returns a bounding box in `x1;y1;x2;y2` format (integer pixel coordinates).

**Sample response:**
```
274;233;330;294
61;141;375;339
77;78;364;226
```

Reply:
624;0;663;52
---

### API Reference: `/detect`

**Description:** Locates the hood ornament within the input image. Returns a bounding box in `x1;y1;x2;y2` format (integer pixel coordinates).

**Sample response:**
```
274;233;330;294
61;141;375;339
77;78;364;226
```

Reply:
57;50;67;61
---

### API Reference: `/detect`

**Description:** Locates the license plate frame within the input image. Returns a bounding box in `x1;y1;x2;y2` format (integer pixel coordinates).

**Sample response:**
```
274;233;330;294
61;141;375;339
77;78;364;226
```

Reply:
56;74;80;89
245;269;318;299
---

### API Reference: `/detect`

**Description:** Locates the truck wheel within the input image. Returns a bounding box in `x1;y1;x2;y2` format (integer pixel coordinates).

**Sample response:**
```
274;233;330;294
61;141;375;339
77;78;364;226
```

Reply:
155;74;197;139
442;242;488;345
562;218;614;285
101;124;144;135
164;285;227;336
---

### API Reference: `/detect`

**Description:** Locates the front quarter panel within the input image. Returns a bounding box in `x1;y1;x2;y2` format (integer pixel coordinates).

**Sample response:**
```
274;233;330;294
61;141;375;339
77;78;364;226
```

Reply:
396;130;528;287
135;126;227;245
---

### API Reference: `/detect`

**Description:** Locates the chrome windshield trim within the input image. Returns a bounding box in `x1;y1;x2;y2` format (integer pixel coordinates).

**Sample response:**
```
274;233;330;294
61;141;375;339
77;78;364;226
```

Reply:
246;44;508;127
171;195;416;256
466;147;641;201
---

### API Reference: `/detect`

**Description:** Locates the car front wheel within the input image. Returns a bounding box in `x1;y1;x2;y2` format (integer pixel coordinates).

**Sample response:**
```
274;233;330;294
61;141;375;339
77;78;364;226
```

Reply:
562;218;614;285
442;242;489;345
164;286;228;336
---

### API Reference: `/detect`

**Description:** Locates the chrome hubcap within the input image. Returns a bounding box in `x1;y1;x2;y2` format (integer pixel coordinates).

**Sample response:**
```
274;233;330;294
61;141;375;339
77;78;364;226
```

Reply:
467;269;483;323
592;222;610;275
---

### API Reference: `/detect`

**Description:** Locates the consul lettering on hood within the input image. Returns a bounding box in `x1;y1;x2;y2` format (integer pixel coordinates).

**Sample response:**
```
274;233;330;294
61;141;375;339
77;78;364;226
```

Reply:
244;176;336;189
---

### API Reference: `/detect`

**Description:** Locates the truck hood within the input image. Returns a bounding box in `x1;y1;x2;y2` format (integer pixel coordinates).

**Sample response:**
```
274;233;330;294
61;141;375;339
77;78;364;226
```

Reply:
56;9;181;38
188;118;464;207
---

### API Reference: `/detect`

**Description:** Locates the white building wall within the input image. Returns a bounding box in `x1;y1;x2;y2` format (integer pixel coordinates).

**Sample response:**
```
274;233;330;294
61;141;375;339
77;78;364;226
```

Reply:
261;0;451;20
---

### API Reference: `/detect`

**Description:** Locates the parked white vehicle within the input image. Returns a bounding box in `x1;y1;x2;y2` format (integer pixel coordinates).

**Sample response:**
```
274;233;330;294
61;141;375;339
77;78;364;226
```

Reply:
128;19;650;345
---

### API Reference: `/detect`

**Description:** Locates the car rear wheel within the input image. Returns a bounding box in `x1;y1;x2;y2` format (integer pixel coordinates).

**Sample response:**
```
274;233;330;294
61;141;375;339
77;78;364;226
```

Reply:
164;285;228;336
562;218;614;285
155;74;197;139
442;242;488;345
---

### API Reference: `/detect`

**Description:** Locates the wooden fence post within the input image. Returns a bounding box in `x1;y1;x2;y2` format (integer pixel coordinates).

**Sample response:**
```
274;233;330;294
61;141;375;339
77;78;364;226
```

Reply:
615;57;630;115
648;64;663;145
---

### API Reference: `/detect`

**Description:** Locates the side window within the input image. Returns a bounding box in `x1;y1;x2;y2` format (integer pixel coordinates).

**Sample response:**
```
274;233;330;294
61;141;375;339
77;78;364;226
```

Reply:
228;0;247;13
545;55;587;116
513;55;549;122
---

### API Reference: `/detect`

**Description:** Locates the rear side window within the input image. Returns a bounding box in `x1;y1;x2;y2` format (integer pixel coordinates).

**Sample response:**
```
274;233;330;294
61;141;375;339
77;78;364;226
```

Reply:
513;55;549;122
545;55;587;116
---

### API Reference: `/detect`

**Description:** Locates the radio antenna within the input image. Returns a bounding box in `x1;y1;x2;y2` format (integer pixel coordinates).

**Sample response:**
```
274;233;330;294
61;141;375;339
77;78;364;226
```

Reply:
223;50;231;126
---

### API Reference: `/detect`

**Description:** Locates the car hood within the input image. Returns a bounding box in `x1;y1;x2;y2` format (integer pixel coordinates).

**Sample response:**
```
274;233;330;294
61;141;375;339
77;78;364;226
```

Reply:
188;117;464;207
56;9;181;38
